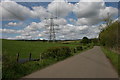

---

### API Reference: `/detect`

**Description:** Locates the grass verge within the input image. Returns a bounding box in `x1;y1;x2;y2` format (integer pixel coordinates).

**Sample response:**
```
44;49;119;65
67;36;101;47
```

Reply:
101;47;120;76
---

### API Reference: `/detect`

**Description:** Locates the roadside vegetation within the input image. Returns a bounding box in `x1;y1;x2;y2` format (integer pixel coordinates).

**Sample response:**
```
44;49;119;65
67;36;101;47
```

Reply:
99;21;120;75
102;47;120;75
3;20;119;78
99;21;120;51
2;39;93;79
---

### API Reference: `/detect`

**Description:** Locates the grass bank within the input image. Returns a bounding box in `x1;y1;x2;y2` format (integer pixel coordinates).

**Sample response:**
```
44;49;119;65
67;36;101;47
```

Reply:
101;47;120;76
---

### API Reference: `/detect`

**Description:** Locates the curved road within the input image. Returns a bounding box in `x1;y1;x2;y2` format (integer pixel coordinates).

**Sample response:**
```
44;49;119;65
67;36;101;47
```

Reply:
24;46;118;78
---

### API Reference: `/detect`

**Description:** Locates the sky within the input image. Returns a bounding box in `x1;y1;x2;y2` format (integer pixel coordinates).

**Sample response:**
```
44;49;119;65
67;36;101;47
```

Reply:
0;0;119;40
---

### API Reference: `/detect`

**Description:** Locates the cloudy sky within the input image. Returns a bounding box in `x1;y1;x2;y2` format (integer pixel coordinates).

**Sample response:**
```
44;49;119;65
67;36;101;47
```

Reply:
0;0;119;40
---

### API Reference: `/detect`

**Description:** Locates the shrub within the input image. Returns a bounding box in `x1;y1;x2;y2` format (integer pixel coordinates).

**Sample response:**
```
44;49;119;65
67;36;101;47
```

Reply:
73;48;77;53
87;44;90;47
2;54;30;79
86;44;92;48
76;46;83;51
99;21;120;49
82;46;88;50
80;37;91;44
42;46;71;60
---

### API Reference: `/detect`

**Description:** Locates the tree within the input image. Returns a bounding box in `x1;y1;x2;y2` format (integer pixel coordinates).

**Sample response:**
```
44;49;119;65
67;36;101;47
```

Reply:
103;12;112;27
80;37;91;44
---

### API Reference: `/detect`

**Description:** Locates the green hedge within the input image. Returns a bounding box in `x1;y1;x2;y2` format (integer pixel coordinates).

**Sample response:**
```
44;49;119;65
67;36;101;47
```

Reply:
99;21;120;48
42;46;71;60
76;46;83;51
2;44;93;79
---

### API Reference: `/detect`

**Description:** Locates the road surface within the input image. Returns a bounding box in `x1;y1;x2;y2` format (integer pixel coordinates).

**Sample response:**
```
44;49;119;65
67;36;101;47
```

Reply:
24;46;118;78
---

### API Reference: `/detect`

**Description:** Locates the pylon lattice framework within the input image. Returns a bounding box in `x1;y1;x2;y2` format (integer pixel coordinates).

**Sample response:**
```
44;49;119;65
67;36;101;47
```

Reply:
45;17;58;42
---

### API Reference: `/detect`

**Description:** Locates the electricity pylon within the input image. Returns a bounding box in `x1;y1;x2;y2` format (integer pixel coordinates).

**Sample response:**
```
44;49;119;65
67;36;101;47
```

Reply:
45;17;59;42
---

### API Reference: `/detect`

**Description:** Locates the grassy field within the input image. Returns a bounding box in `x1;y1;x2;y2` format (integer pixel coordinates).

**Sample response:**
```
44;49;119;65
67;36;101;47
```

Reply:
2;39;78;58
102;47;120;76
3;39;93;79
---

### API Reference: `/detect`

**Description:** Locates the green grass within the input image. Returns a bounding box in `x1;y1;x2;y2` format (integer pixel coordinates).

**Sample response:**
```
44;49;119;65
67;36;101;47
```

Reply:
3;57;58;79
102;47;120;75
2;39;93;79
2;39;78;58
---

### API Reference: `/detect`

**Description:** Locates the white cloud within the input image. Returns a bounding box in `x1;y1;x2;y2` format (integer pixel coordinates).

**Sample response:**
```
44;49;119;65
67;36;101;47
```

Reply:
73;1;118;26
0;1;51;20
40;18;67;28
80;0;104;2
38;34;43;37
47;0;73;17
1;0;118;26
1;28;17;33
112;17;120;23
0;0;73;21
24;22;44;31
15;35;32;40
1;0;119;40
8;22;17;26
99;6;118;19
1;0;72;21
1;21;101;40
69;18;76;23
31;6;50;19
1;1;33;20
73;2;104;18
53;24;100;40
6;22;22;26
52;18;67;25
99;24;107;30
76;17;101;26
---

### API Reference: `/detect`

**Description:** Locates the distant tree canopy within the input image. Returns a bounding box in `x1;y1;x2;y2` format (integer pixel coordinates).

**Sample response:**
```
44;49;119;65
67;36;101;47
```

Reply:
80;37;91;44
91;38;99;45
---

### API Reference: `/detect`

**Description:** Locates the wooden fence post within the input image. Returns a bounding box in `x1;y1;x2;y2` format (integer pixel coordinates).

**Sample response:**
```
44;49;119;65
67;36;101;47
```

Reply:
29;53;31;61
40;53;41;62
16;53;19;62
75;48;77;52
74;48;76;53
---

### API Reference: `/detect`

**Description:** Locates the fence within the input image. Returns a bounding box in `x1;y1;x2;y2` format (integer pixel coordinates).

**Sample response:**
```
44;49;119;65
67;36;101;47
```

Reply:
16;46;85;63
16;53;41;63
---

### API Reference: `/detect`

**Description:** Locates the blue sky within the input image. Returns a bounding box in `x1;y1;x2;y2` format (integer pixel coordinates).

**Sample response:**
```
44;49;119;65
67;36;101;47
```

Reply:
0;0;119;40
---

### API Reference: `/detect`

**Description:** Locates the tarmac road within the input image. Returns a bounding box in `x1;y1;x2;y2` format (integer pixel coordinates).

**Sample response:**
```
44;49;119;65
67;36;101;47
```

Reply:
24;46;118;78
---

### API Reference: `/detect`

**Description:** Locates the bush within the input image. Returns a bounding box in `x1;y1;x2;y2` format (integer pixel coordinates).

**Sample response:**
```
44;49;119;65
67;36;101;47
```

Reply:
73;48;77;53
82;46;88;50
2;54;30;79
2;54;57;79
80;37;91;44
99;21;120;49
76;46;83;51
42;46;71;60
86;44;92;48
